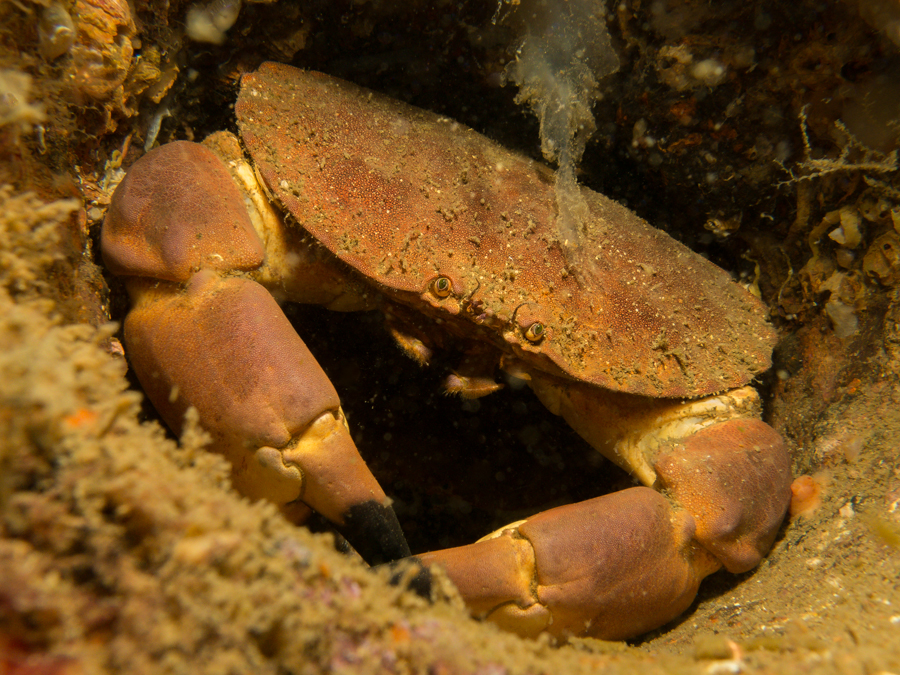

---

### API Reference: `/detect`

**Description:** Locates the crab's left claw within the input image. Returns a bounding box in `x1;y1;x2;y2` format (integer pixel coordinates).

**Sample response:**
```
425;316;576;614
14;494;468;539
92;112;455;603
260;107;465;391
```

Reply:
121;272;411;565
102;141;410;565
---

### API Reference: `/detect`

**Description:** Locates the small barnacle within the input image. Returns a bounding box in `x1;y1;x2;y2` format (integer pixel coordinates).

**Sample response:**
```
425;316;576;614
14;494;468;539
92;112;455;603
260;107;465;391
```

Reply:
38;2;76;61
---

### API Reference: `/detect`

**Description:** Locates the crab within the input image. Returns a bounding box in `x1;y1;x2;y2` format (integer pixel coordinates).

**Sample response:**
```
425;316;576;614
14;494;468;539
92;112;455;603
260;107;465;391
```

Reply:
101;62;791;641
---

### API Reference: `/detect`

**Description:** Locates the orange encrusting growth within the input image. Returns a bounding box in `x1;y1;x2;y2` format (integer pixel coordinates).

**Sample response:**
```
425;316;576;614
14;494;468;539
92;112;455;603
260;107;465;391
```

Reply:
790;475;824;518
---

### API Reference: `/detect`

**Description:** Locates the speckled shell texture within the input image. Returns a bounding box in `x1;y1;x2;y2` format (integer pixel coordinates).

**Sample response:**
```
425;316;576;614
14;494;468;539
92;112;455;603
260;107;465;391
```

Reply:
235;62;776;399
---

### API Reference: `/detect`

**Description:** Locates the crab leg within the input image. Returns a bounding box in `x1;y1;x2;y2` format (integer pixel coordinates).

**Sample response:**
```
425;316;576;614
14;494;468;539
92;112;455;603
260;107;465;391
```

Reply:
416;378;790;640
102;141;409;564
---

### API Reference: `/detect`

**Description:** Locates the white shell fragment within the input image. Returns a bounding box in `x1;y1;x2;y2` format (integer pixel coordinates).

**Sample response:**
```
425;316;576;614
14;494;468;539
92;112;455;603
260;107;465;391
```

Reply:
38;2;76;61
186;0;242;45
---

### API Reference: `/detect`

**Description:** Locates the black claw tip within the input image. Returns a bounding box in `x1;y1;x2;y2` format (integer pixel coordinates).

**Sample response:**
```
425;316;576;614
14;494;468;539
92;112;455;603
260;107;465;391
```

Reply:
338;500;411;566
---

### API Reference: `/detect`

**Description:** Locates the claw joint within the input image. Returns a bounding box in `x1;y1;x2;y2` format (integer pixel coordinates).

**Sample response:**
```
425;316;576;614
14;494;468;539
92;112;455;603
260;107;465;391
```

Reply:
253;445;305;503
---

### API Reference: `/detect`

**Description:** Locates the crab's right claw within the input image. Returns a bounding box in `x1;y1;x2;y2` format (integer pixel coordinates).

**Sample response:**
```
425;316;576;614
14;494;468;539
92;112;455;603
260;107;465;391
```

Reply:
102;141;410;565
418;487;720;640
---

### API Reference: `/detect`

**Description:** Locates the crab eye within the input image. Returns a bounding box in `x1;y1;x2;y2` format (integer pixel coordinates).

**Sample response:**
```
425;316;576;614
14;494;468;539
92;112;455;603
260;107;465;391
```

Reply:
524;322;545;342
432;276;453;298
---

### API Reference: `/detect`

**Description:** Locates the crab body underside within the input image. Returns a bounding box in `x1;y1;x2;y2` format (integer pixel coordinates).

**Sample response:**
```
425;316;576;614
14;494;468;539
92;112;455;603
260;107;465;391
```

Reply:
102;63;791;641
